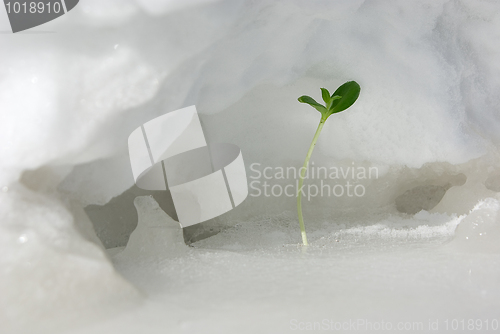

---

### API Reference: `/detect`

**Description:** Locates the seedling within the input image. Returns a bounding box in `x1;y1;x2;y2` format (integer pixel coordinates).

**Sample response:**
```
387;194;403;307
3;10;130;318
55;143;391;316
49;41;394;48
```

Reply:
297;81;361;245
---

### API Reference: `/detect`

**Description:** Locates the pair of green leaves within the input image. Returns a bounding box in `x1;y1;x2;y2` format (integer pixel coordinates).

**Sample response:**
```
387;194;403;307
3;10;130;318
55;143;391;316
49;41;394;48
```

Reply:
298;81;360;118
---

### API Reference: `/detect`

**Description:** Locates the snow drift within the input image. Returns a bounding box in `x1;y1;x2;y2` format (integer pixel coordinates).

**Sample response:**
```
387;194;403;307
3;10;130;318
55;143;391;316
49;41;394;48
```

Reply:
1;0;500;332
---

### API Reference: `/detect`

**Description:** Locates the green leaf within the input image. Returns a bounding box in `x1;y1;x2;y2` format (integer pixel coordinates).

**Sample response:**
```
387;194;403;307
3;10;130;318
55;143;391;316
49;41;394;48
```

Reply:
329;81;361;114
320;88;331;105
298;95;327;114
331;95;342;102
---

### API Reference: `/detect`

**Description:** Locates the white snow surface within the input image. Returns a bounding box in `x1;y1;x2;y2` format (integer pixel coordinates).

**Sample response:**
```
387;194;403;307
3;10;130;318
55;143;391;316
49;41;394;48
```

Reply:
1;0;500;333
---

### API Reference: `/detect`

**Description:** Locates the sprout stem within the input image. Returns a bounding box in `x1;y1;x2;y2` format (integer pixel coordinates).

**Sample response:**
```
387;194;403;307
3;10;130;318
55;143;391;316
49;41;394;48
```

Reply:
297;115;327;246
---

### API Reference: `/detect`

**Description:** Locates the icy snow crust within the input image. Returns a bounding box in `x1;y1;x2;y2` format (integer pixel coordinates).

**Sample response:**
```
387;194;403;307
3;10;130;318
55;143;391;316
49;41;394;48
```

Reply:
2;0;500;333
73;196;500;334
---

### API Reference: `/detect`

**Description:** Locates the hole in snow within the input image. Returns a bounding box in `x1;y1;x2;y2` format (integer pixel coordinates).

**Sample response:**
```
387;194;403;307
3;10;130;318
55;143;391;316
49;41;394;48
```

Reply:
84;185;178;249
485;172;500;192
395;173;466;214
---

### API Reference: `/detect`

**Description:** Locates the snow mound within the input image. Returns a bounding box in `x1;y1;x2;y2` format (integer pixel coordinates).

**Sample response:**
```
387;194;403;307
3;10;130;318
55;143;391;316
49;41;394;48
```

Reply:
113;196;187;262
448;198;500;253
2;0;500;332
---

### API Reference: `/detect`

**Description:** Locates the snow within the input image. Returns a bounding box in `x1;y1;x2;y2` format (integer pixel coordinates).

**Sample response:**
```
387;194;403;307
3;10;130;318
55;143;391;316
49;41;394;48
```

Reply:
69;197;500;334
448;198;500;253
1;0;500;333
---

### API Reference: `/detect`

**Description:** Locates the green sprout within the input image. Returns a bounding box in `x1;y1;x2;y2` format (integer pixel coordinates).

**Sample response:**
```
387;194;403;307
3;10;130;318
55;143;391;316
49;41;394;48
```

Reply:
296;81;361;245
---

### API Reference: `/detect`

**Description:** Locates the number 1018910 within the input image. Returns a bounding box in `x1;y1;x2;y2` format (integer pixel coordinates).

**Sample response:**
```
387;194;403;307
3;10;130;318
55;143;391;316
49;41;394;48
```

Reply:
444;319;499;331
5;2;62;14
